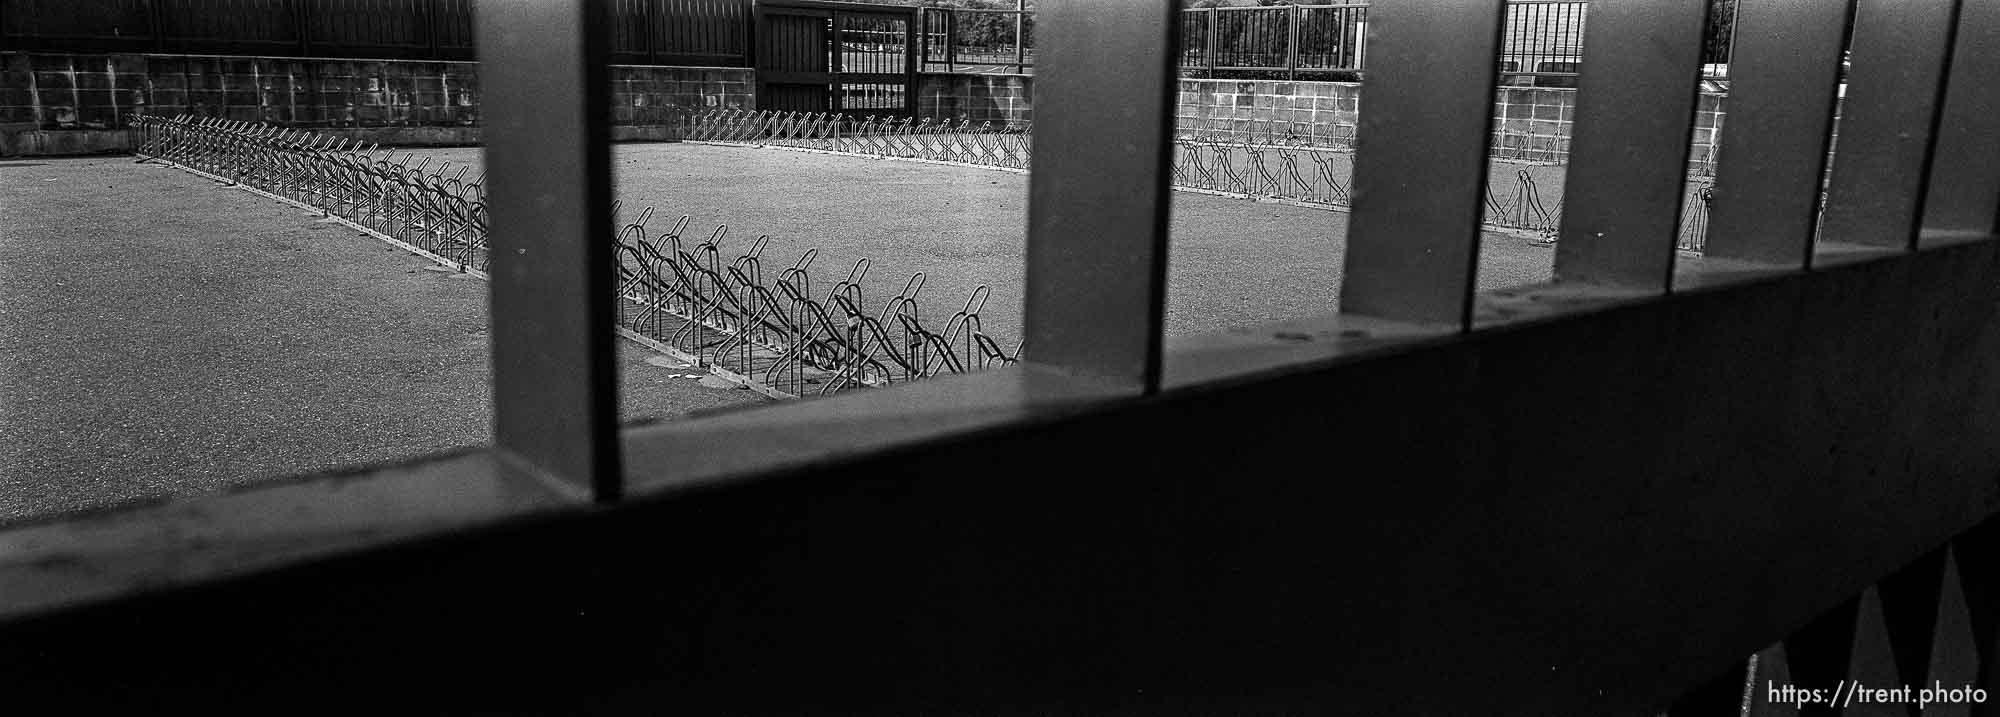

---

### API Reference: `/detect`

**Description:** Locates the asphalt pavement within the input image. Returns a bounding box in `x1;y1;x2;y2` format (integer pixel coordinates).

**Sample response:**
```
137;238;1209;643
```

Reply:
0;157;764;526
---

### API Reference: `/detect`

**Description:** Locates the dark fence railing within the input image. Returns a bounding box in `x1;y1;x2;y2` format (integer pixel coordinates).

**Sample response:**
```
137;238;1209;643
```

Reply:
0;0;747;65
609;0;751;66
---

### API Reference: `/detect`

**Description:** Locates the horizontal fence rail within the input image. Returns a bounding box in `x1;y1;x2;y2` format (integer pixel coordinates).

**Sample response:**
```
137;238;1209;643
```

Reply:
0;0;748;64
130;113;1017;399
685;107;1716;251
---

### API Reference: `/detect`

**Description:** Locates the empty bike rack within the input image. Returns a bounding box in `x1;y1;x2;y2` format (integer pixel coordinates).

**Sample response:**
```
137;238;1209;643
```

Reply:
132;114;1019;400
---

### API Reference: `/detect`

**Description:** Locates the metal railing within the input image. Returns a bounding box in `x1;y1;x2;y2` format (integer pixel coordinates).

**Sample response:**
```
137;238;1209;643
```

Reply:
1177;1;1589;82
4;1;1999;714
919;6;1034;75
132;113;1017;399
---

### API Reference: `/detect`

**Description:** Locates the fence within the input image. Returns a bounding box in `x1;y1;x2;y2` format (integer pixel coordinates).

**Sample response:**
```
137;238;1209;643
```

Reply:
0;0;750;65
919;6;1033;75
1178;1;1588;83
1174;1;1737;84
6;0;2000;713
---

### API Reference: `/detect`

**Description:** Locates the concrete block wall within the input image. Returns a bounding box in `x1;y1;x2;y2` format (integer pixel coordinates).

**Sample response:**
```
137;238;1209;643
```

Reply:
915;73;1030;126
1179;78;1749;175
1;52;754;156
907;75;1754;176
1488;85;1577;163
610;66;755;126
1176;80;1362;139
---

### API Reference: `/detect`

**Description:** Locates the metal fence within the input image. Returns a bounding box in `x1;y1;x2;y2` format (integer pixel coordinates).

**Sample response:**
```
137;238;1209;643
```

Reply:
0;0;750;65
1173;1;1739;84
920;6;1033;75
1179;1;1592;83
680;107;1720;251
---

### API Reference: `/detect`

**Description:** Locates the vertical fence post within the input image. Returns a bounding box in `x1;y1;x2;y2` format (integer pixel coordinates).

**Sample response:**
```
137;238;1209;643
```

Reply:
1205;7;1217;77
1816;0;1964;253
644;0;658;66
1920;0;2000;238
1550;0;1709;290
426;0;441;60
148;0;166;52
1354;15;1365;71
904;7;917;116
1025;0;1177;394
1702;0;1851;268
296;0;312;58
1338;0;1504;328
1014;1;1025;74
477;0;623;501
1285;4;1299;80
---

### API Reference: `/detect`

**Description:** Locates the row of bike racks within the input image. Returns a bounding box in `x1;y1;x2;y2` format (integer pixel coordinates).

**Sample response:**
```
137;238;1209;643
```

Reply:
685;109;1034;170
686;108;1717;250
133;113;491;271
132;113;1020;399
611;205;1020;398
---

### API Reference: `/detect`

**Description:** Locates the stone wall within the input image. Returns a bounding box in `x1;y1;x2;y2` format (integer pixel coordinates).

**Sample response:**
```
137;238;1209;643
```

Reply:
915;73;1031;126
1;52;754;156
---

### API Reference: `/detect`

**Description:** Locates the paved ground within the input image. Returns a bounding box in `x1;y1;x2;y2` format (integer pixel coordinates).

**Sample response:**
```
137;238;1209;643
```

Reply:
0;145;1560;525
0;157;765;526
401;142;1556;347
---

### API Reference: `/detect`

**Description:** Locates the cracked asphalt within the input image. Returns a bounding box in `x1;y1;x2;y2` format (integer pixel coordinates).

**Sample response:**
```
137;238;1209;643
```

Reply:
0;157;765;526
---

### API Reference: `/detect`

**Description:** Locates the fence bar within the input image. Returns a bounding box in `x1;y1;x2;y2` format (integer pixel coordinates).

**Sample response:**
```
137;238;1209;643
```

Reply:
1338;0;1504;327
1205;7;1217;76
1702;0;1852;267
477;0;623;500
1920;0;2000;238
1285;4;1299;80
1551;0;1707;290
1816;0;1963;252
1023;0;1177;392
1014;3;1025;74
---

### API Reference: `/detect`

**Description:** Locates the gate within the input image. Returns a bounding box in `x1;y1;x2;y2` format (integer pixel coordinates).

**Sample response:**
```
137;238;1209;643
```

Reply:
754;0;917;116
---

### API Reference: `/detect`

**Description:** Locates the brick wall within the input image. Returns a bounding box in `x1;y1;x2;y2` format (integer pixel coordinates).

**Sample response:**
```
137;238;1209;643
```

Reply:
915;73;1031;126
1;52;754;155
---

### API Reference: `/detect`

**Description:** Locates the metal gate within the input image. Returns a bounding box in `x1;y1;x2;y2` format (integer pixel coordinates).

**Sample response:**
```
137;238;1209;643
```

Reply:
754;0;916;116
